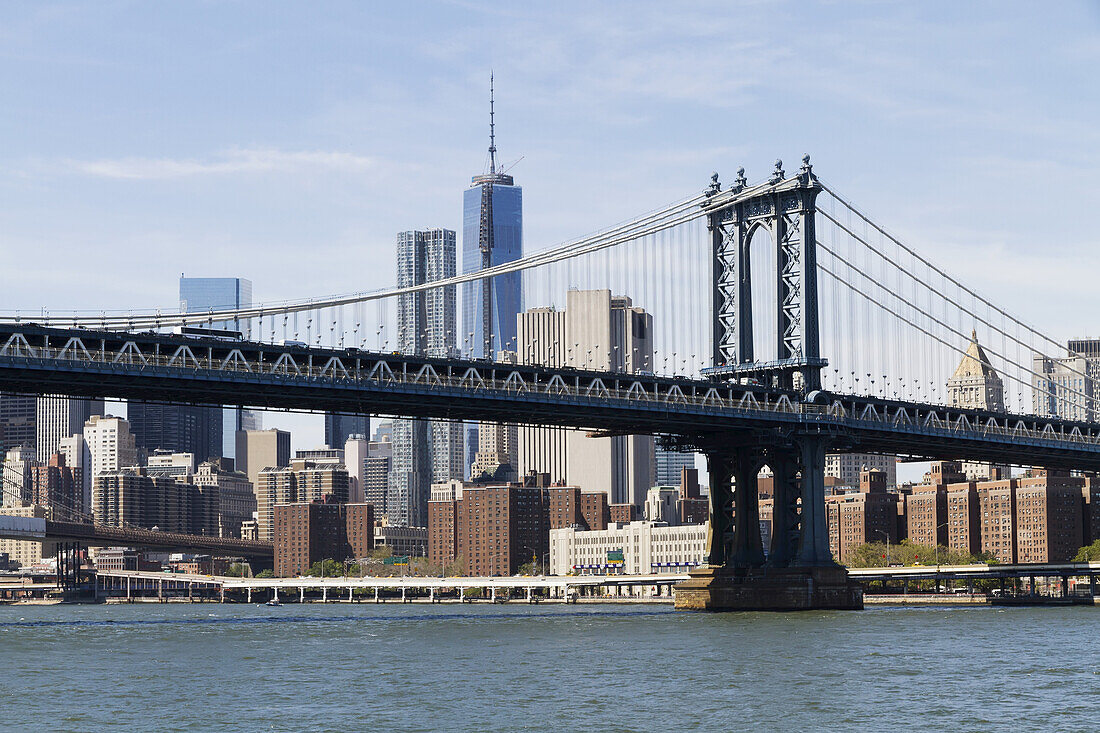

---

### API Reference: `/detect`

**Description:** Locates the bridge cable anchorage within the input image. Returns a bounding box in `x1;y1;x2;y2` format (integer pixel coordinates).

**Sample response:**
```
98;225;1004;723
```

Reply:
820;183;1094;365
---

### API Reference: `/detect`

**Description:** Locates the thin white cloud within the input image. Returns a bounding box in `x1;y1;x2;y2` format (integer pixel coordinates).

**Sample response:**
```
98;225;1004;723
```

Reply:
68;147;381;180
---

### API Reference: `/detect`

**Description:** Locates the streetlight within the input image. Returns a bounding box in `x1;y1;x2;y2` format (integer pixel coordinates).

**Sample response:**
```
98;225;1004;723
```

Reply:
873;529;892;566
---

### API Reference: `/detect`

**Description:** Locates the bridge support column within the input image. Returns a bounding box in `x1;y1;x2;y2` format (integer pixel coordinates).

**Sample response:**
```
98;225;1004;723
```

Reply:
491;587;497;603
794;436;833;566
322;587;327;603
401;587;406;603
767;453;800;566
299;587;304;603
247;587;252;603
675;435;861;612
374;587;380;603
348;587;353;602
429;587;435;603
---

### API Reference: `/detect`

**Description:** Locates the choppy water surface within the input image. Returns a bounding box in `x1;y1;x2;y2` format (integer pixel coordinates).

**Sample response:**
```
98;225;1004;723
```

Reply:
1;603;1098;731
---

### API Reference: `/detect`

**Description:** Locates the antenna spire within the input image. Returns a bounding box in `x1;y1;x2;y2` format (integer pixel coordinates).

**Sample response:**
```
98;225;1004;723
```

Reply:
489;72;496;174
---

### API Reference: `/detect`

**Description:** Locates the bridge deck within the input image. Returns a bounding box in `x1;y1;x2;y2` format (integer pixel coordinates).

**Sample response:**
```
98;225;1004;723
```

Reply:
4;324;1100;468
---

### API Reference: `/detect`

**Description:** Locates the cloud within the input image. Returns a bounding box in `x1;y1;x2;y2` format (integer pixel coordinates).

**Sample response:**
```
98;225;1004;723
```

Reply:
67;147;382;180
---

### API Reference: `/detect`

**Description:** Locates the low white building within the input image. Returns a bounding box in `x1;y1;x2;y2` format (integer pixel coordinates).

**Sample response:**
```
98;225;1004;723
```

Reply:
374;525;428;558
549;521;707;576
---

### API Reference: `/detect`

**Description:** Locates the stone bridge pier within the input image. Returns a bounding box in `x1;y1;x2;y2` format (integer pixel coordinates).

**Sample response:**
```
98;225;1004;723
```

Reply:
674;432;863;611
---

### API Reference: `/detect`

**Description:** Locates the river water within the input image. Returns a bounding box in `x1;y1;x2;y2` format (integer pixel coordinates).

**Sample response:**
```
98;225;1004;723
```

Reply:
1;603;1097;732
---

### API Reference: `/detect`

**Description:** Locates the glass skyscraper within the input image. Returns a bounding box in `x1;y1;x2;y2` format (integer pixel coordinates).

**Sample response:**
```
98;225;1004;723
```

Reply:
461;178;522;358
177;276;258;458
179;277;252;331
390;229;463;527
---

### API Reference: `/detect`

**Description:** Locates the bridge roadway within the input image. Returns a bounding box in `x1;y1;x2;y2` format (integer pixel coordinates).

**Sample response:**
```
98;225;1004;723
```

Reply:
5;324;1100;469
0;515;273;559
94;569;688;602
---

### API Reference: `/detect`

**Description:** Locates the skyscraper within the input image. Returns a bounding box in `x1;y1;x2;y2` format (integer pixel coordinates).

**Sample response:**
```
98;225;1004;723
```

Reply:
178;275;259;456
948;331;1008;481
128;402;222;463
390;229;463;527
0;393;36;454
462;77;523;477
324;413;369;449
82;416;138;518
461;76;523;360
517;289;655;506
35;396;103;463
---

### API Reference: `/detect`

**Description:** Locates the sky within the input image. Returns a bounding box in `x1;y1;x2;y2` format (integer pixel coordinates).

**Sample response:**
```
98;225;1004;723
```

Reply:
2;0;1100;467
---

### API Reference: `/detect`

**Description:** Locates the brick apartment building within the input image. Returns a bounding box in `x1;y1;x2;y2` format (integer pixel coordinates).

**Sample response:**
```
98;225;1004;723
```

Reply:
274;500;374;577
548;486;609;531
428;481;549;576
825;469;899;563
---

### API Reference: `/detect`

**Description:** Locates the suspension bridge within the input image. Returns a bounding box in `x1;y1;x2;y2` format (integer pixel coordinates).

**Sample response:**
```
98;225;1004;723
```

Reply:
2;155;1097;610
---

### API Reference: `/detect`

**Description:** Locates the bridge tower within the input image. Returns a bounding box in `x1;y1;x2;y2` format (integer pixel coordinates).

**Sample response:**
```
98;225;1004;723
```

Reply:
675;156;861;611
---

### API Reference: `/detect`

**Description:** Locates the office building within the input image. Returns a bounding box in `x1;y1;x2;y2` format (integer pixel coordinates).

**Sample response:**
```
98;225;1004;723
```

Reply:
146;450;196;477
295;446;344;462
56;433;89;512
343;435;368;504
948;331;1009;480
325;413;369;449
462;79;523;360
373;524;429;558
517;289;655;506
82;416;138;518
179;275;259;456
978;479;1017;563
192;459;256;538
127;402;221;464
35;396;102;462
549;521;707;576
273;500;374;577
364;439;392;519
0;392;36;453
391;228;462;527
234;429;291;493
656;447;696;488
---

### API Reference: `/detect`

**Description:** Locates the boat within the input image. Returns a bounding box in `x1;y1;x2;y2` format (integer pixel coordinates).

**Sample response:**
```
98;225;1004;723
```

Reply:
266;598;282;607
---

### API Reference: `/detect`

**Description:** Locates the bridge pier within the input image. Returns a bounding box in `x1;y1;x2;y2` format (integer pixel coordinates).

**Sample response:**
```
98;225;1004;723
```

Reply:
676;438;862;612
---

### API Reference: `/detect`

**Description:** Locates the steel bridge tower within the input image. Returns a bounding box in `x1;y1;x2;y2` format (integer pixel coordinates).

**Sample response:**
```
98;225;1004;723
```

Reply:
675;156;862;611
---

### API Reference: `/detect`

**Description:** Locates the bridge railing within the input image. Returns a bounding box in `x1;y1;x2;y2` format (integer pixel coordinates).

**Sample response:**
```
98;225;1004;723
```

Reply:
6;339;1100;451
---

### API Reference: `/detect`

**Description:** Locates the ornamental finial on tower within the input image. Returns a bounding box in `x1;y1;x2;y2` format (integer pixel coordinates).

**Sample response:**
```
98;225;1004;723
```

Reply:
734;166;747;191
706;171;721;197
770;159;784;183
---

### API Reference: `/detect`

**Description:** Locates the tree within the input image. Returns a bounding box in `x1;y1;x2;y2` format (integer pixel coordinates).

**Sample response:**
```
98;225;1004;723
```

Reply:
845;540;995;569
1074;540;1100;562
224;562;250;577
256;569;275;578
306;558;346;577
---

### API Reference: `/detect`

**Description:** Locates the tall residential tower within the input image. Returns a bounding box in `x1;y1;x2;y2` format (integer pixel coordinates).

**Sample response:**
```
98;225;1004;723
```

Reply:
390;229;463;527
